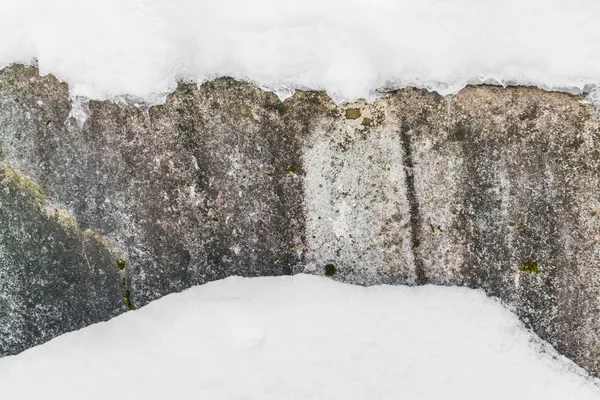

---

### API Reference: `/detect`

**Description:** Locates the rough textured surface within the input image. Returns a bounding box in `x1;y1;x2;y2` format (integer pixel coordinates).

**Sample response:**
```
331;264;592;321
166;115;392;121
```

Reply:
0;65;598;377
0;163;123;354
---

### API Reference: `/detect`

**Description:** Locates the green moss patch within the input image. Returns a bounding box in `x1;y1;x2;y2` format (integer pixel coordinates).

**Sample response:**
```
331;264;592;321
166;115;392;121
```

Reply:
0;163;46;205
345;108;361;120
121;276;135;311
123;289;134;311
520;258;540;274
324;264;337;277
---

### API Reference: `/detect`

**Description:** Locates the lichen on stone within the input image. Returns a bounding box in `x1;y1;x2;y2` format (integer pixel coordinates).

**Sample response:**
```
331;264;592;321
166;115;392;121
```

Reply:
0;160;123;355
52;209;78;231
123;288;134;311
0;163;46;206
324;264;337;276
1;65;600;378
520;258;540;274
345;108;361;119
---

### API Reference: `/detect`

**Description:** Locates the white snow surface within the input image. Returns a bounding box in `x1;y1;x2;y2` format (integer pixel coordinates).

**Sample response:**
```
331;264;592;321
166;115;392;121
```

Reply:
1;0;600;103
0;275;599;399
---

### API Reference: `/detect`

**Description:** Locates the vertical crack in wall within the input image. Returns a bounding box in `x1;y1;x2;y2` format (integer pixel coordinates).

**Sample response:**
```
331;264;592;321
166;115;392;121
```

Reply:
399;118;426;285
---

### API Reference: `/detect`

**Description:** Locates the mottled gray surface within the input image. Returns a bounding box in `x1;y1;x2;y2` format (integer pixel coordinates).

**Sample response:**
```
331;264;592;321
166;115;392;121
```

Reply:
0;163;123;354
0;65;598;377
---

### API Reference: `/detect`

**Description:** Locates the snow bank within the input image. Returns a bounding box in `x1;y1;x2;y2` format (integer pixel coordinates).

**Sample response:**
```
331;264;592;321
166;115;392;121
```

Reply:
0;0;599;103
0;275;598;399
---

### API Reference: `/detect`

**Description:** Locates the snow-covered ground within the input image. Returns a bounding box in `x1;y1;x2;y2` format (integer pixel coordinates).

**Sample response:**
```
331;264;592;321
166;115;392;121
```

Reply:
1;1;599;103
0;275;598;400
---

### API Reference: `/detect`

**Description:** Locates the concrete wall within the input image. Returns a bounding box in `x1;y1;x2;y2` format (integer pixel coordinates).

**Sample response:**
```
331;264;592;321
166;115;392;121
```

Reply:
0;65;598;376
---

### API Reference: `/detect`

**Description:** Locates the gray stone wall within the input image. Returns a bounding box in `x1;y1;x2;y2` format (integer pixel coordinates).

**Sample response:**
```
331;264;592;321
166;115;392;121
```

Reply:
0;163;124;354
0;65;598;377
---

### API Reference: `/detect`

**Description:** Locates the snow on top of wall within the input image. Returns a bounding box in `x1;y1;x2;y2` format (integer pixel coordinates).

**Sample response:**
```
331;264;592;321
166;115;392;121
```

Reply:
0;0;599;103
0;275;599;399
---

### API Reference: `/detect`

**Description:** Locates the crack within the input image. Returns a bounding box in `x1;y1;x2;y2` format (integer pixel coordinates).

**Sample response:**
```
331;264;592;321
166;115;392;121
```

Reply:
399;117;426;285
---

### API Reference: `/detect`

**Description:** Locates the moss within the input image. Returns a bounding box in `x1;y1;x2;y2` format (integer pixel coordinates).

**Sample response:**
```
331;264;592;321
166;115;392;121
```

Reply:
345;108;361;120
508;222;516;227
123;289;134;311
324;264;337;277
121;276;135;311
0;163;46;205
284;165;297;174
83;228;110;248
117;259;126;271
53;209;78;230
520;258;540;274
265;172;273;177
361;117;372;126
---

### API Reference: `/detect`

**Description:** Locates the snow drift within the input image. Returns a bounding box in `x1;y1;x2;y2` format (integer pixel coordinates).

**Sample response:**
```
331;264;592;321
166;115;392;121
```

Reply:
0;0;599;103
0;275;598;400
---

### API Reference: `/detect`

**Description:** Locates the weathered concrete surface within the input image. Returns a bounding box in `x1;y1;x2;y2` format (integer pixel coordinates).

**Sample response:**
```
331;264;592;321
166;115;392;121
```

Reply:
0;163;124;354
0;65;598;376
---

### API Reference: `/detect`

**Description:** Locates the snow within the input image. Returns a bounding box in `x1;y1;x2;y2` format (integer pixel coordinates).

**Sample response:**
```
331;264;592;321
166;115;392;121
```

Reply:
1;1;600;103
0;275;598;399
